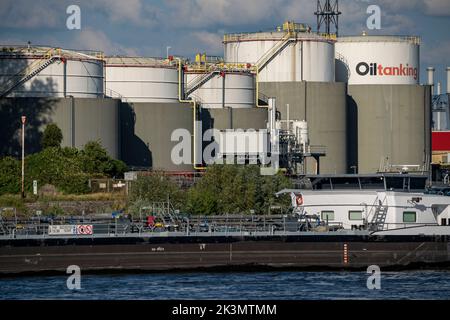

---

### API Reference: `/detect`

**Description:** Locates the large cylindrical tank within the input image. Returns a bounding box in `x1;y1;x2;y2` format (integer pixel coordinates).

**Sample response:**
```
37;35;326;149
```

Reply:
105;57;179;103
0;97;119;159
120;102;194;172
347;85;431;174
224;31;335;82
186;70;255;108
335;35;420;85
0;46;104;98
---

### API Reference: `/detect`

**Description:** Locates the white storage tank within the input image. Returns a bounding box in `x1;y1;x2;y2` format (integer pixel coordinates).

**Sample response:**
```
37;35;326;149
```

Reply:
105;57;179;103
0;46;104;98
223;22;336;83
335;35;420;85
186;70;255;109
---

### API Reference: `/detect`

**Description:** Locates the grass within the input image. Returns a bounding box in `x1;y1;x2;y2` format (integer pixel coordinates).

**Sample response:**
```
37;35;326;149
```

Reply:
0;193;127;217
38;192;126;202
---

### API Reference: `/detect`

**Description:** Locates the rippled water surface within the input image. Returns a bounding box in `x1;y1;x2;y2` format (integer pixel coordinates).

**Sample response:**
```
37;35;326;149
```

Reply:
1;271;450;300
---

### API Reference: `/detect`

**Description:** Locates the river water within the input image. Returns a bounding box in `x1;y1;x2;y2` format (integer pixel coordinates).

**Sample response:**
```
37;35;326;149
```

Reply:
1;271;450;300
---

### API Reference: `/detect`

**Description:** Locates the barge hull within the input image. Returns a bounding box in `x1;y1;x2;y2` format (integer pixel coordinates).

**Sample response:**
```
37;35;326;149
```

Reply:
1;235;450;274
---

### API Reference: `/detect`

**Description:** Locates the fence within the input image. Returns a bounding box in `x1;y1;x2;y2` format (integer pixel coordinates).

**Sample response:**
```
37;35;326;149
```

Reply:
89;179;127;194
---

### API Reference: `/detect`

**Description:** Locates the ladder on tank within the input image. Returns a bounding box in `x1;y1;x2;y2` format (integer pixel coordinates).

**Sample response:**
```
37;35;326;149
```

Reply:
256;32;296;73
369;197;388;232
0;51;61;98
185;70;221;97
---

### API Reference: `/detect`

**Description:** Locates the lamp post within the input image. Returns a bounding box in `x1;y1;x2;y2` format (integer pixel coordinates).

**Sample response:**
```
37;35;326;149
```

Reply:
21;116;26;198
166;46;171;59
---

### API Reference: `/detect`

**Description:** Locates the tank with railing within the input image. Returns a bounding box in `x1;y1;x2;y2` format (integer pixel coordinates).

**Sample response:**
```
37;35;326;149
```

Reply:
0;45;105;60
223;21;337;43
337;35;421;45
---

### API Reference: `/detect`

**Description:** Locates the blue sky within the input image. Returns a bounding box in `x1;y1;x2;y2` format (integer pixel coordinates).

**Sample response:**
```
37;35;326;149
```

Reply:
1;0;450;88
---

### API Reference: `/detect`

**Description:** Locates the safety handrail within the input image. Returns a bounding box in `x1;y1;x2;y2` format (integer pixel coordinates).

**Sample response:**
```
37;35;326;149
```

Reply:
369;195;388;231
185;70;221;97
255;32;295;72
0;49;61;97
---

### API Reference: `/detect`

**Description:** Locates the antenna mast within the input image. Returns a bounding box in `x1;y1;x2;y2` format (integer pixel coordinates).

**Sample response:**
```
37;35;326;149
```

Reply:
314;0;341;36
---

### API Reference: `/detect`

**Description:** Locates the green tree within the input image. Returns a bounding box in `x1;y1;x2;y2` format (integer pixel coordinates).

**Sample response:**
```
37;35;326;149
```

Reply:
186;165;292;215
0;157;21;194
80;141;127;177
128;172;186;216
41;123;63;149
25;147;89;194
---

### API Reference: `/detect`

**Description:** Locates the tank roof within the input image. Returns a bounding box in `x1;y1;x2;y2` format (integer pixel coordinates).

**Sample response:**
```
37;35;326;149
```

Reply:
105;56;174;67
0;45;104;60
224;31;335;43
223;21;335;43
338;35;420;45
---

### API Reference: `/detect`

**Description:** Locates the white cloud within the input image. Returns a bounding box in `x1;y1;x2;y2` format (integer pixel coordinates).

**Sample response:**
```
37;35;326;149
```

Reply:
191;31;224;54
71;28;139;56
85;0;159;27
0;0;65;28
424;0;450;16
162;0;290;29
422;41;450;65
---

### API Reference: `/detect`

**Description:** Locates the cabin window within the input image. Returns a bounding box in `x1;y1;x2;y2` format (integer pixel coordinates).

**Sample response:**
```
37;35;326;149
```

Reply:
349;211;363;220
403;211;417;223
321;211;335;221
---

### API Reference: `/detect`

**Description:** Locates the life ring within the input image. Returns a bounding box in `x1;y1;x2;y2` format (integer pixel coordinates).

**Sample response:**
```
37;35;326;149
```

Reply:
296;195;303;206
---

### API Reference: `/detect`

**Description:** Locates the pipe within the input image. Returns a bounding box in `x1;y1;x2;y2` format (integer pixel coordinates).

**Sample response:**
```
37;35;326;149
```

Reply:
427;67;435;95
255;67;263;107
447;67;450;94
176;58;206;171
267;98;279;173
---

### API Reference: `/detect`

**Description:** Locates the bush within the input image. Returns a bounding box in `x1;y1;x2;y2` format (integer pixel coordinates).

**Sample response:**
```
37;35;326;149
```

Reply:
186;165;292;215
0;142;128;196
41;123;63;149
0;157;21;194
25;147;86;194
79;141;127;177
128;172;186;210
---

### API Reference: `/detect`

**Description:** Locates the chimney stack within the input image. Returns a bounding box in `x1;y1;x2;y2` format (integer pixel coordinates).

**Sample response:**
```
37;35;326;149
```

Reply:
427;67;435;95
447;67;450;94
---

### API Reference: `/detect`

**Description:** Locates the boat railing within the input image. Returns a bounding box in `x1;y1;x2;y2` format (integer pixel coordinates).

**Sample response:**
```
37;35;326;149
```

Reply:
0;216;350;239
376;222;439;231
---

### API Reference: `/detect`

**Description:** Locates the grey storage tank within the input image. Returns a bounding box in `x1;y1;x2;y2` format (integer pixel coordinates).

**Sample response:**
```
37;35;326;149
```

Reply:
347;85;431;174
120;102;194;172
0;97;119;159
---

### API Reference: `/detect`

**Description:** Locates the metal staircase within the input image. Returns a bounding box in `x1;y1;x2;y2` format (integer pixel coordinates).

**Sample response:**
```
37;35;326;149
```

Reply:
185;70;221;97
256;32;296;73
370;197;388;232
0;54;60;98
141;200;183;229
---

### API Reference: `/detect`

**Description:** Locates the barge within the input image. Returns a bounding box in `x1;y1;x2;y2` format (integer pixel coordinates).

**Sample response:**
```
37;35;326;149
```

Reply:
1;174;450;275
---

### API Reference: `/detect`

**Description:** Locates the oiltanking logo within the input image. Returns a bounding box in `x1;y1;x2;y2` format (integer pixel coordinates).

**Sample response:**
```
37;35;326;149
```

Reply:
356;62;418;80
